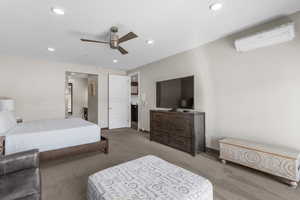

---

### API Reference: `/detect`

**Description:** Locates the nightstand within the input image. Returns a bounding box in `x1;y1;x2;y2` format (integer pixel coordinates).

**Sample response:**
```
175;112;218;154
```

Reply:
16;118;23;124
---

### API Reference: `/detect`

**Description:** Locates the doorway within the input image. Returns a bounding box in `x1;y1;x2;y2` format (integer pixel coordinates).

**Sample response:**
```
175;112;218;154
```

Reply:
129;72;140;130
65;72;99;124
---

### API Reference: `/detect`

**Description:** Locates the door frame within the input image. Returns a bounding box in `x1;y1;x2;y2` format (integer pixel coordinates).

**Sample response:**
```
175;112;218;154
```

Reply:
128;71;141;130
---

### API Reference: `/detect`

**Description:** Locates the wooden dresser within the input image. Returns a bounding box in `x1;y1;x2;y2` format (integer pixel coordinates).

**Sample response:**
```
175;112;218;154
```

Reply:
150;110;205;156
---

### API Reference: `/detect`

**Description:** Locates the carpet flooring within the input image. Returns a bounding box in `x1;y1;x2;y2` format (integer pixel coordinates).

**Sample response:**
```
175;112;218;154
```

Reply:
41;128;300;200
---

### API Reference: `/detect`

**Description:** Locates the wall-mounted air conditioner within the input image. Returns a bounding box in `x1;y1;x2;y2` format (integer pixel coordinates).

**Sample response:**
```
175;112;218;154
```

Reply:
234;22;295;52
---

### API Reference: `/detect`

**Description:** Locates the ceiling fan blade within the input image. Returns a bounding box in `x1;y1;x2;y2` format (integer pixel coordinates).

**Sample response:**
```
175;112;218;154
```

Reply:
118;32;138;44
80;39;109;44
118;46;128;55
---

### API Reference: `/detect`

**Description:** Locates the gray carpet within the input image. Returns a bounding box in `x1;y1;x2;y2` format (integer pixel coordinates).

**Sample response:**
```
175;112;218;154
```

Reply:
41;128;300;200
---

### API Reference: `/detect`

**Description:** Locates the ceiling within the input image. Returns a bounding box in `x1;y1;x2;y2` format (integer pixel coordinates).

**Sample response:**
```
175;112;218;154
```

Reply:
1;0;300;70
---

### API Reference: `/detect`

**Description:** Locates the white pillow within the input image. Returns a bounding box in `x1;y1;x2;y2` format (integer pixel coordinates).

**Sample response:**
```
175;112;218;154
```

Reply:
0;111;17;135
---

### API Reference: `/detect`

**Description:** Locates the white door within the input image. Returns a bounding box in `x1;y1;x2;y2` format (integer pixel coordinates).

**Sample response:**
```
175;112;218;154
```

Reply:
109;75;130;129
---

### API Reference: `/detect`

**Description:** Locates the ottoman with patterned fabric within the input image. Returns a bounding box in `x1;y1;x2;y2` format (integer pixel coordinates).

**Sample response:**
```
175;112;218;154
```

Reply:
87;155;213;200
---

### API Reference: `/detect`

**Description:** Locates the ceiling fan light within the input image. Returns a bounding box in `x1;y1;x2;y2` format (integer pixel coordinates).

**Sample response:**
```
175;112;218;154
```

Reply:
48;47;55;52
146;39;154;45
113;59;118;63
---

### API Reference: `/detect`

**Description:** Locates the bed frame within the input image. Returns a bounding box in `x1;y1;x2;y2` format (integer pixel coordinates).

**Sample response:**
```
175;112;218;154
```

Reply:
0;135;108;161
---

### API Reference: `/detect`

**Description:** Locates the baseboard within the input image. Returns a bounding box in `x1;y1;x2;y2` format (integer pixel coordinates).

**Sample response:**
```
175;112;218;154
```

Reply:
206;147;220;155
139;129;150;133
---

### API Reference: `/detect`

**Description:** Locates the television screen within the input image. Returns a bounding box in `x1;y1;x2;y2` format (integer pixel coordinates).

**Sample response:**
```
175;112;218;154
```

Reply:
156;76;194;109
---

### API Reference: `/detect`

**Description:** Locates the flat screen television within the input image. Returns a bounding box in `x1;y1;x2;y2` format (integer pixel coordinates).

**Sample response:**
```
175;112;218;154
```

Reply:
156;76;194;109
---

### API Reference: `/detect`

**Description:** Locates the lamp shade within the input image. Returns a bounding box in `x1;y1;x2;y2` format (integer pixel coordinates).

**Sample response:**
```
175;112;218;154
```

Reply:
0;98;15;111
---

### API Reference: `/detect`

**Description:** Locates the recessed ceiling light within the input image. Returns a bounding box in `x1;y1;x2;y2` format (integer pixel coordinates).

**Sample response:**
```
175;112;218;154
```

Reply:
210;3;223;11
51;7;65;15
113;59;118;63
48;47;55;52
146;39;154;45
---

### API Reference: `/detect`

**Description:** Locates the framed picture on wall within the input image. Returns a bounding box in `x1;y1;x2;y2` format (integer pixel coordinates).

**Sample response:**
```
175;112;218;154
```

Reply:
131;82;138;95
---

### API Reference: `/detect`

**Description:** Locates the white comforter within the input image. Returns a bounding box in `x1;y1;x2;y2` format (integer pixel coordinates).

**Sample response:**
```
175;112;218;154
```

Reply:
88;155;213;200
5;118;100;155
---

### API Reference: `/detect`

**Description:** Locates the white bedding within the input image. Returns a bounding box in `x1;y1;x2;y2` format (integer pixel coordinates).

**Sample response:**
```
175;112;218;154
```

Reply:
87;155;213;200
4;118;101;155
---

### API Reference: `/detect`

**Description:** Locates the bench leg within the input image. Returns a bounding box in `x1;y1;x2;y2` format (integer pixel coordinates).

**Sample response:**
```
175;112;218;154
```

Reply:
221;159;227;164
104;145;109;154
100;136;109;154
104;139;109;154
289;181;298;188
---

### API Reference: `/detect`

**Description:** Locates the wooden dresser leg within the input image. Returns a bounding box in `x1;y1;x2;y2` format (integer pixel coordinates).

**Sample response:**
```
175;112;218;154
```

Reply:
221;159;227;164
101;136;109;154
104;140;109;154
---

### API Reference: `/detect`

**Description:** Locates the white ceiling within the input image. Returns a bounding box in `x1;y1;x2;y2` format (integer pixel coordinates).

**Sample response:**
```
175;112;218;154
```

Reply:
1;0;300;70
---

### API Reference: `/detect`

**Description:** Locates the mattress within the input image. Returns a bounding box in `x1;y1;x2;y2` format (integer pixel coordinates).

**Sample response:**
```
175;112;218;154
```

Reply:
5;118;100;155
87;155;213;200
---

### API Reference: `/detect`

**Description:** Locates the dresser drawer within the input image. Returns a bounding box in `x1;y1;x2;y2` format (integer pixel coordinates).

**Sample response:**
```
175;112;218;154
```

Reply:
151;112;166;122
151;112;169;131
150;131;169;145
151;120;168;132
168;117;193;137
169;136;192;153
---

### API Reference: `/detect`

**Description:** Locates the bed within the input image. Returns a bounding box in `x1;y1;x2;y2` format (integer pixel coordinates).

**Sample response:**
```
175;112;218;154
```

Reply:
87;155;213;200
0;116;108;160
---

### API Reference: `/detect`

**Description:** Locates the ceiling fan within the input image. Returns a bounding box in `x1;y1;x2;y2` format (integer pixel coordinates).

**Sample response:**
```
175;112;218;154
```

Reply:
80;26;138;55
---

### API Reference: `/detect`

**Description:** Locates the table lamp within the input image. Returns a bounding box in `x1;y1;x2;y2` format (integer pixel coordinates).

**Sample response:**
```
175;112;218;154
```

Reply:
0;98;15;111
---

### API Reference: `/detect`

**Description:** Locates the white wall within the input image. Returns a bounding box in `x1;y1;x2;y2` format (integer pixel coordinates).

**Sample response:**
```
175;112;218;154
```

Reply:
129;12;300;150
0;55;126;127
129;47;215;141
204;13;300;150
